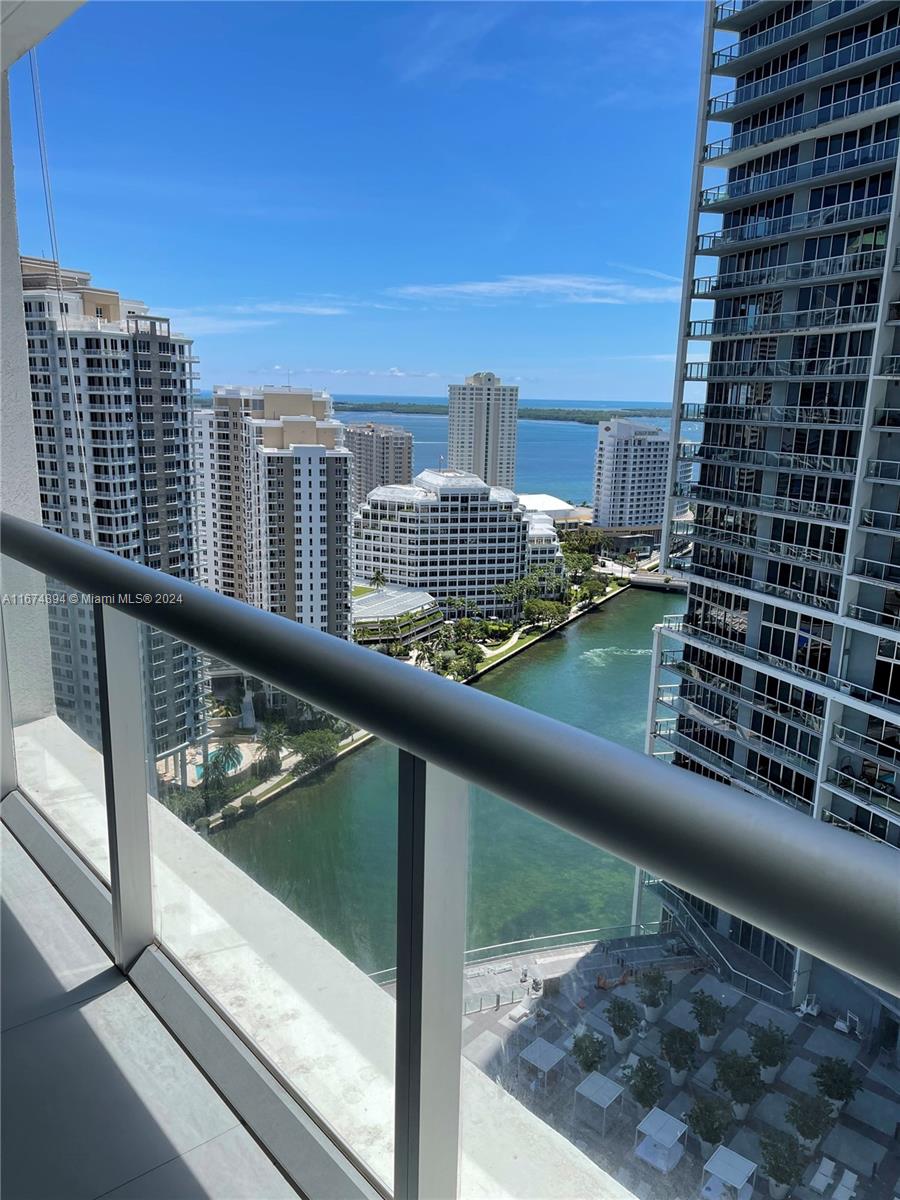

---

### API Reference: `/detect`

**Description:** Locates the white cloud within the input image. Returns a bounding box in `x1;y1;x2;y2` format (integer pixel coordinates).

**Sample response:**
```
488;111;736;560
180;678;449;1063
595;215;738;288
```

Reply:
228;302;350;316
388;273;681;306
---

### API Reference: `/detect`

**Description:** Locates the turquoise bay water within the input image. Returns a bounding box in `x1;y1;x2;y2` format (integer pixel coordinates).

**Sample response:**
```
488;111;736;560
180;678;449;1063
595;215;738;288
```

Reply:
213;588;686;973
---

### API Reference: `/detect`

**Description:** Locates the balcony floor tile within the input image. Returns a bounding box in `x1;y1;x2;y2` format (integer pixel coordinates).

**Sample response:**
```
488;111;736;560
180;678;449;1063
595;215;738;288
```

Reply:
0;820;298;1200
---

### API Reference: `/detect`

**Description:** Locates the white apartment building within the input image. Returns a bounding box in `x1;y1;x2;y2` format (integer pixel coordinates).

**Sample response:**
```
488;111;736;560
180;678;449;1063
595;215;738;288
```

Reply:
593;418;689;540
344;422;413;508
448;371;518;488
353;468;561;617
196;386;352;639
22;256;203;755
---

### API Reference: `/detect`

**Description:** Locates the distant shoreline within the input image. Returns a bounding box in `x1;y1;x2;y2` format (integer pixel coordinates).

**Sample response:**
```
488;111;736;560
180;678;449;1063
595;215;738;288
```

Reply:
331;400;671;426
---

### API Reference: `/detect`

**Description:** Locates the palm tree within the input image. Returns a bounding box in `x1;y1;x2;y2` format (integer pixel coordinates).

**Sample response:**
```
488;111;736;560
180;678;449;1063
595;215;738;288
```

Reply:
370;568;387;589
257;723;286;771
212;741;242;774
202;755;230;814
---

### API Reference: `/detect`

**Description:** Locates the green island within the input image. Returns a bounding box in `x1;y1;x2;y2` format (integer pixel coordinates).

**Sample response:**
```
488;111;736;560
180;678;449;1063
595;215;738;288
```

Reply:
332;400;671;425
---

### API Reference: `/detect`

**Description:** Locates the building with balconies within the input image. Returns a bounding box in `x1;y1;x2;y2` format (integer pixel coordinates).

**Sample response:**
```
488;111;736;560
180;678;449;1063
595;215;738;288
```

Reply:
20;255;203;758
345;422;413;509
448;371;518;489
196;385;352;639
652;0;900;1039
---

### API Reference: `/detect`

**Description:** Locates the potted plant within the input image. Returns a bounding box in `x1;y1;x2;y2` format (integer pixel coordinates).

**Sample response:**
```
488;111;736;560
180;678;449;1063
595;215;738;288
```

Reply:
687;1095;731;1159
813;1057;861;1112
749;1020;791;1084
607;997;640;1054
760;1130;804;1199
622;1056;664;1112
638;967;667;1024
691;990;728;1052
661;1027;699;1086
786;1094;833;1153
571;1030;606;1074
715;1051;765;1119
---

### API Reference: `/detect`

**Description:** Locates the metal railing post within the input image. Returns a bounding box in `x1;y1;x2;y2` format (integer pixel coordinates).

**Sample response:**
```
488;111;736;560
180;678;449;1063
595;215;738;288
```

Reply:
394;751;468;1200
94;602;154;970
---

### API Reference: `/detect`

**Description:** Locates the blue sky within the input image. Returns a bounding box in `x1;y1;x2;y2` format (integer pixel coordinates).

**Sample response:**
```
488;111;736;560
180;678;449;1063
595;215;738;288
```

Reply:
10;1;705;403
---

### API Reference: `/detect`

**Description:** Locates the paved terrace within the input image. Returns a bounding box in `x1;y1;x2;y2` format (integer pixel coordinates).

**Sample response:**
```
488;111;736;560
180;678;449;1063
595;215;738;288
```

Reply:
458;957;900;1200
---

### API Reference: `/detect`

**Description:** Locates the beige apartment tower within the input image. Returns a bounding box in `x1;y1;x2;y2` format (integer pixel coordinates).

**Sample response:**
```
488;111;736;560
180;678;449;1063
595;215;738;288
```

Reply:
448;371;518;488
196;386;352;639
345;422;413;508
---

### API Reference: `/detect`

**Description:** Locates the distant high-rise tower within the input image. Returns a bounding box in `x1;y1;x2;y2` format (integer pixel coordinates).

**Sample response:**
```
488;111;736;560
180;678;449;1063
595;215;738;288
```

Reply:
448;371;518;488
646;1;900;1033
21;256;203;757
593;419;689;544
345;422;413;508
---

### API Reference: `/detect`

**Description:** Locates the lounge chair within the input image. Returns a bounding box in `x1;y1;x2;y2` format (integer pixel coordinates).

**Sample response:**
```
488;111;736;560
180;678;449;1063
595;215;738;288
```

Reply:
809;1158;836;1195
616;1052;639;1080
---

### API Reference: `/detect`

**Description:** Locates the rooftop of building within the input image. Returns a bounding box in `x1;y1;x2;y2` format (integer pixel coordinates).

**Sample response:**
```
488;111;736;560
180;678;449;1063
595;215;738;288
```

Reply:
352;584;439;621
597;418;666;439
518;493;577;518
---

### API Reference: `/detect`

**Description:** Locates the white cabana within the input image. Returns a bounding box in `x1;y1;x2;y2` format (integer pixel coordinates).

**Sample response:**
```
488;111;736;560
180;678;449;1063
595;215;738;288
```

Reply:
634;1106;688;1173
518;1037;566;1088
701;1146;757;1200
574;1071;624;1135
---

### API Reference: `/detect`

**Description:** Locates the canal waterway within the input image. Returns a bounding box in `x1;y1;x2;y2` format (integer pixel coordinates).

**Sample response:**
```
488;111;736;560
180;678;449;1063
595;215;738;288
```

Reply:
213;587;686;973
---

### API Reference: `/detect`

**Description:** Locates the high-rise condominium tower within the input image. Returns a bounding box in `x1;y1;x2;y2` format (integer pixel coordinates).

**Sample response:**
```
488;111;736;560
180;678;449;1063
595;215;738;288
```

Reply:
195;386;352;638
593;419;690;550
22;257;203;756
448;371;518;488
648;3;900;1038
344;422;413;508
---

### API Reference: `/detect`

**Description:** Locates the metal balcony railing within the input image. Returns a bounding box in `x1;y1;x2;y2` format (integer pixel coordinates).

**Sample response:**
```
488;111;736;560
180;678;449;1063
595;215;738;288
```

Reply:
879;355;900;376
680;442;859;475
713;2;870;70
846;603;900;632
703;82;900;161
664;616;900;716
713;0;762;23
687;304;879;338
677;521;845;569
660;652;826;732
653;721;815;811
682;401;865;425
686;356;871;381
708;26;900;113
6;515;897;1195
678;480;853;524
860;508;900;533
680;558;841;612
697;195;892;251
691;248;886;296
824;765;900;819
851;555;900;585
699;138;899;208
832;720;900;773
657;686;820;772
823;808;896;845
866;458;900;481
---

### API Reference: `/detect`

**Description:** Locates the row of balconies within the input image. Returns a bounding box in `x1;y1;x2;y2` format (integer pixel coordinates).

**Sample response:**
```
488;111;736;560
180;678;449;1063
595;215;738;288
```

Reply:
679;442;859;475
680;400;866;425
703;82;900;162
663;615;900;716
686;302;879;338
712;0;875;72
697;194;893;251
685;356;872;381
653;722;814;812
656;686;820;773
676;519;846;569
691;248;885;296
708;25;900;116
699;136;899;209
680;557;841;612
659;649;826;733
676;481;853;525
